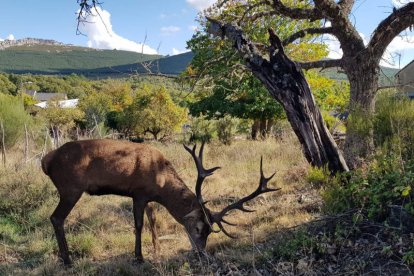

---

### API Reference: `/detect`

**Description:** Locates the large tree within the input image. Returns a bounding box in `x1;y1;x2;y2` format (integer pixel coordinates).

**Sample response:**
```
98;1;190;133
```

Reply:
205;0;414;170
185;3;329;140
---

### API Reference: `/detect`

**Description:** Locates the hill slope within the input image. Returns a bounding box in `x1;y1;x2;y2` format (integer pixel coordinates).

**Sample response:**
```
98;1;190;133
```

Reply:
0;41;397;84
0;43;193;76
319;66;398;86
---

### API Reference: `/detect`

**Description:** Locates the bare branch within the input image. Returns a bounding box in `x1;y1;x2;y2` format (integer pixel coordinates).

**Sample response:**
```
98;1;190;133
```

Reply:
368;3;414;61
270;0;323;21
298;59;342;70
283;27;334;45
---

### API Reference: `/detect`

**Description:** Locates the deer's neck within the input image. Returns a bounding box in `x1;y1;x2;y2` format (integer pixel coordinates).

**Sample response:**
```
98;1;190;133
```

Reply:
157;178;199;225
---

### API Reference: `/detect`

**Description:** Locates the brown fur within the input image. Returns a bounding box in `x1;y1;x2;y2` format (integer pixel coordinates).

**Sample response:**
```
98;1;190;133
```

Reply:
43;139;212;265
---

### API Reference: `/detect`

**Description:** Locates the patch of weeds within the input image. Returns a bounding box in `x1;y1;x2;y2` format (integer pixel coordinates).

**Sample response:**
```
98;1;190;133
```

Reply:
307;166;329;187
178;261;192;275
68;232;97;258
74;258;98;275
0;216;23;243
271;231;315;261
402;235;414;265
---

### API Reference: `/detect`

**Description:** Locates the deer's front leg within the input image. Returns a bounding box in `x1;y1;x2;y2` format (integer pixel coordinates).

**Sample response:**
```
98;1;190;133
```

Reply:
133;198;147;262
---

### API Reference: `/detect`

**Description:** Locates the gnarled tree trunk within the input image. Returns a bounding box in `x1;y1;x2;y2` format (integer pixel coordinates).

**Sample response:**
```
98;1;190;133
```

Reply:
208;21;349;173
343;62;379;168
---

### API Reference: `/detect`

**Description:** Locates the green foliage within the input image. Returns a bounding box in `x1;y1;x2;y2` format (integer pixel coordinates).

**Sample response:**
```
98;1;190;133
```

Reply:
307;166;329;187
403;247;414;265
187;115;215;143
270;231;315;261
216;115;238;145
40;104;84;133
323;92;414;220
374;92;414;160
184;0;330;131
323;154;414;220
0;167;56;229
0;94;34;148
306;70;350;113
128;85;187;140
79;92;112;129
0;73;17;94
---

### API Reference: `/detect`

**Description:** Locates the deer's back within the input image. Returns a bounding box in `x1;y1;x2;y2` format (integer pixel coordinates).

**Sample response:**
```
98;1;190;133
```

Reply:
42;139;171;197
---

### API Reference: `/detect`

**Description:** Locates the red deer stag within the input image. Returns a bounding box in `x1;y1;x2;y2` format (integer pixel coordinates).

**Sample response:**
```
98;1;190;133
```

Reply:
41;139;278;265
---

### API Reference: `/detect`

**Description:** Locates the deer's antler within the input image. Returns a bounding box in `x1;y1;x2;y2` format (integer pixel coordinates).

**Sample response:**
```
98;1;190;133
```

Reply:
211;157;279;238
184;142;220;231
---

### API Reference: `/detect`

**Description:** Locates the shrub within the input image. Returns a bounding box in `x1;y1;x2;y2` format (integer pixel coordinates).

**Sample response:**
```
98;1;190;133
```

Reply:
216;115;238;145
307;166;329;187
188;115;215;143
374;92;414;161
0;94;34;148
323;153;414;220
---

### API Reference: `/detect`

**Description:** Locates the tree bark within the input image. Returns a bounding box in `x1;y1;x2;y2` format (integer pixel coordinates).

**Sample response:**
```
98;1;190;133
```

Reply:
208;20;349;173
266;118;274;137
251;120;259;140
259;119;267;139
343;62;379;168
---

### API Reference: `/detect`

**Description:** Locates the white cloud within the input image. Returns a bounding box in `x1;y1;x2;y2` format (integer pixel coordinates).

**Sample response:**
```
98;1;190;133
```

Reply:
188;25;199;32
0;34;15;41
160;26;181;35
186;0;216;11
78;6;157;54
172;48;190;55
380;35;414;68
322;32;414;68
392;0;411;8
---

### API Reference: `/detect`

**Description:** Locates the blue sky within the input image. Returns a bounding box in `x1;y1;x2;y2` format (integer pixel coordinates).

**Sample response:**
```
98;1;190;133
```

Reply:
0;0;413;68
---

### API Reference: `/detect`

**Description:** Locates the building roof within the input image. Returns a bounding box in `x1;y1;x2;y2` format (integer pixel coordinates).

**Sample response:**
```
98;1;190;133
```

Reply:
396;59;414;76
34;92;67;101
25;90;67;101
25;90;36;97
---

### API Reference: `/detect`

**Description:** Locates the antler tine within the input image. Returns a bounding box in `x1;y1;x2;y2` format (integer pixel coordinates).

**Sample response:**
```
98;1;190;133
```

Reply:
260;156;277;191
211;157;280;237
216;221;238;239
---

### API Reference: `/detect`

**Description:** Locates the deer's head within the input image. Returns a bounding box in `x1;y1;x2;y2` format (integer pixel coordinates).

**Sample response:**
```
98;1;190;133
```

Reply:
183;142;280;251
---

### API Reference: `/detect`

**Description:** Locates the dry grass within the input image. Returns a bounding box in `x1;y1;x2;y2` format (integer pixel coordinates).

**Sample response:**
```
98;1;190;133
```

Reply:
0;134;322;275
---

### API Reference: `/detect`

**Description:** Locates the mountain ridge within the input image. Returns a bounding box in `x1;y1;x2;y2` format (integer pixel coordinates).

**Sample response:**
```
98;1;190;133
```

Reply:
0;38;65;50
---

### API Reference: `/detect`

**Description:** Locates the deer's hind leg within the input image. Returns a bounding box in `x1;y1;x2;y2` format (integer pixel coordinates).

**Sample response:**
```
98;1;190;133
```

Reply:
50;191;82;265
145;202;160;254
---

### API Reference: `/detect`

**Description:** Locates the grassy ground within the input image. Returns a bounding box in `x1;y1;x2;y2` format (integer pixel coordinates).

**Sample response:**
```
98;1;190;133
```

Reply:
0;135;325;275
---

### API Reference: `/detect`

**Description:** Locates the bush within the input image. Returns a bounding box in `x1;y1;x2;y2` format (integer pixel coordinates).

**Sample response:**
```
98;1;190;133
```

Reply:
0;94;34;148
216;115;238;145
307;166;329;187
188;115;215;143
374;92;414;161
323;153;414;220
